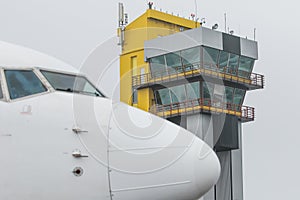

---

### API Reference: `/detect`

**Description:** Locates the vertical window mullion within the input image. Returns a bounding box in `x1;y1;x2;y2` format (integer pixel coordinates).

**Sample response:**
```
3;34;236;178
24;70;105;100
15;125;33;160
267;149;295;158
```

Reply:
217;50;221;69
227;53;230;71
164;55;168;75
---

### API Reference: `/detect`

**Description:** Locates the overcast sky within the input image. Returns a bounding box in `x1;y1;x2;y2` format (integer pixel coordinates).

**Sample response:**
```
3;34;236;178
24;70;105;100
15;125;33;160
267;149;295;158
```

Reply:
0;0;299;199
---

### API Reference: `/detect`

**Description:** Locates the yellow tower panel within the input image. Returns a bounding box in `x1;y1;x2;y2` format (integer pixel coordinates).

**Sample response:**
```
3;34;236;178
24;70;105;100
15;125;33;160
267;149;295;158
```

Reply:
146;9;200;29
119;54;133;105
137;88;153;111
120;8;200;112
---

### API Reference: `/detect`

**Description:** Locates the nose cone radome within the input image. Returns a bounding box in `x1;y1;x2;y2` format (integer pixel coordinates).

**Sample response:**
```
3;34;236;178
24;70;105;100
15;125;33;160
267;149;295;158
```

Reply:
193;141;221;197
107;102;221;200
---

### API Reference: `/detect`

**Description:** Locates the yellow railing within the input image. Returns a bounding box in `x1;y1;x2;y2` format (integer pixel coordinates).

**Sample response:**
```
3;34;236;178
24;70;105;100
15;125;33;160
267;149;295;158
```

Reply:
150;98;255;122
132;62;264;90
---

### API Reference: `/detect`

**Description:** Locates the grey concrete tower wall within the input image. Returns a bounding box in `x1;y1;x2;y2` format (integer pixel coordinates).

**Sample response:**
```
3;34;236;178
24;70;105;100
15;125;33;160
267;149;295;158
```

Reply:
216;121;243;200
231;121;244;199
187;113;215;200
186;113;244;200
216;151;232;199
186;114;214;147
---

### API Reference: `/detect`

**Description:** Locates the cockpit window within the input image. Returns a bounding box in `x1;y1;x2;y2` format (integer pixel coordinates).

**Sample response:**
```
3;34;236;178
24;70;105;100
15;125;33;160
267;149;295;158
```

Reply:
5;70;47;100
0;81;3;99
41;70;104;97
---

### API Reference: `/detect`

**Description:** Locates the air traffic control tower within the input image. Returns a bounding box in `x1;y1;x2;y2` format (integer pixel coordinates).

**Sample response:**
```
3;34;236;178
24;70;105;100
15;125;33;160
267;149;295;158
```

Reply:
118;3;264;200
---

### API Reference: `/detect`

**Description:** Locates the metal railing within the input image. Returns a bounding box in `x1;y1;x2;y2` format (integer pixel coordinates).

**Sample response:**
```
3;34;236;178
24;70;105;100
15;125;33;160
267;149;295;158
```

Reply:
250;73;265;88
241;106;255;121
132;62;264;89
149;98;255;122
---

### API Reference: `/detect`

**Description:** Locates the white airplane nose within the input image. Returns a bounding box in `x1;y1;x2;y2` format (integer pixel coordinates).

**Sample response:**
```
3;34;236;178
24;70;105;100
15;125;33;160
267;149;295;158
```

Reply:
191;141;221;197
107;102;220;200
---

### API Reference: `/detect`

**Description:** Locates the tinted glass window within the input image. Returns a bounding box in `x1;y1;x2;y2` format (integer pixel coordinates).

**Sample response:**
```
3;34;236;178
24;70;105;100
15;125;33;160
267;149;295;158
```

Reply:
5;70;47;100
234;89;246;105
203;47;219;68
227;53;239;75
170;85;186;103
165;52;182;74
225;87;234;104
203;82;214;105
238;56;255;78
41;70;103;97
203;82;214;99
219;51;229;71
181;47;201;66
186;82;200;100
132;89;138;104
150;56;167;77
155;88;171;105
0;82;3;99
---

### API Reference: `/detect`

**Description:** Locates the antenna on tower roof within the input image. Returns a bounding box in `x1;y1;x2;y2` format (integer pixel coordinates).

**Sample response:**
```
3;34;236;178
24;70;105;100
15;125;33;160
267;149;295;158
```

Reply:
118;3;128;47
194;0;198;19
224;13;227;33
118;3;128;27
148;2;153;9
118;2;124;27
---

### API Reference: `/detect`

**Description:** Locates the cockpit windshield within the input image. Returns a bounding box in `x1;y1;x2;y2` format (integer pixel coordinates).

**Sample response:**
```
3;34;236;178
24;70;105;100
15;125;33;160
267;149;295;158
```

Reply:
5;70;47;100
41;70;104;97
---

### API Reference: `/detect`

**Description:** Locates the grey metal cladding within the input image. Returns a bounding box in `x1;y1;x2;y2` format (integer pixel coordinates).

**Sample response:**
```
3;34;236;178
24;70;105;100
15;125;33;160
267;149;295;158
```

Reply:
144;27;258;60
201;27;223;50
214;115;239;151
144;27;223;60
240;38;258;60
144;29;202;60
222;33;241;55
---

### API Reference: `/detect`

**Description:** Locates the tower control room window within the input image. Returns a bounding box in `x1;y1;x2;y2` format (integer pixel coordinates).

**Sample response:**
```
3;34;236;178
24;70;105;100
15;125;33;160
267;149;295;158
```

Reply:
155;82;201;108
165;52;182;74
170;85;186;104
203;47;219;69
238;56;255;78
186;82;200;101
233;89;246;106
150;55;167;77
218;51;229;72
225;87;234;104
155;88;171;105
181;47;200;69
227;53;239;75
203;82;214;105
5;70;47;100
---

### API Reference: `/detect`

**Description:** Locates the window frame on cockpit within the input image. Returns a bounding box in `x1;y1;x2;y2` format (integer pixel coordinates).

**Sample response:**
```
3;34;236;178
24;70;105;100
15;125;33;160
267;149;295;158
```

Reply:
38;68;105;98
2;68;51;102
0;67;106;102
0;68;8;102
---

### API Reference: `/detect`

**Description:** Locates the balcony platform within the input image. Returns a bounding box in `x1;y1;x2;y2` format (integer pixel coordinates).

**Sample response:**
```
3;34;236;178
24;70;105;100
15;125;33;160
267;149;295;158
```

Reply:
150;98;255;123
132;63;264;91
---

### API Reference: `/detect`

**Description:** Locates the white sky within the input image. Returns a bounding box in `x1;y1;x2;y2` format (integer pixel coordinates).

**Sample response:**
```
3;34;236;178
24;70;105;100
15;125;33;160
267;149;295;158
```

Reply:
0;0;299;199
